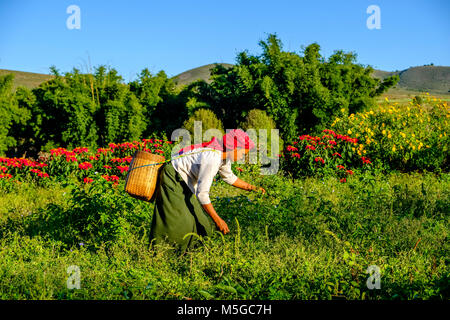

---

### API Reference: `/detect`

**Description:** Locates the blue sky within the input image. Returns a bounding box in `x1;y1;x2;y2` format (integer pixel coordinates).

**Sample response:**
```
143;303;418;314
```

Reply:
0;0;449;82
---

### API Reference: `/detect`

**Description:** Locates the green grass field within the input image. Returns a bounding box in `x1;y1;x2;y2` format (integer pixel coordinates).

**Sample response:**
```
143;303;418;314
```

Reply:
0;166;448;300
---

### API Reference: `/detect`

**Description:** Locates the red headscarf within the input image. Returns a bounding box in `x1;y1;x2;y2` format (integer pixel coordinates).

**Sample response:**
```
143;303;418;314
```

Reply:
178;129;255;155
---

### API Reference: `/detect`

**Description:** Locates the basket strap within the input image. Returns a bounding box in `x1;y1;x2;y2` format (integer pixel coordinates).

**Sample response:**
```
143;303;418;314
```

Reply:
127;149;222;174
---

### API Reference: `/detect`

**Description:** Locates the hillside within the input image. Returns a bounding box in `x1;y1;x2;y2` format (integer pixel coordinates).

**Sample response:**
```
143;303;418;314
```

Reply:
2;65;449;100
372;66;450;94
0;69;54;90
171;63;234;86
172;64;450;97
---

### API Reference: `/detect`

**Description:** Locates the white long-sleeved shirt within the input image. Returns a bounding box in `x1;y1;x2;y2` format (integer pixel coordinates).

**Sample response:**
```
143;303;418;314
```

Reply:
170;147;238;204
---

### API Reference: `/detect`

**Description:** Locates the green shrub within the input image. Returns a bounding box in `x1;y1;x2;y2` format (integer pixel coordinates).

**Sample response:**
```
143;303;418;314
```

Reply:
240;109;284;157
183;108;224;141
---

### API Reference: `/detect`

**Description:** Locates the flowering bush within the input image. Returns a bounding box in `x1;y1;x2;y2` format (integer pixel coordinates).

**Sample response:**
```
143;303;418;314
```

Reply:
330;94;449;172
0;137;174;185
281;129;374;180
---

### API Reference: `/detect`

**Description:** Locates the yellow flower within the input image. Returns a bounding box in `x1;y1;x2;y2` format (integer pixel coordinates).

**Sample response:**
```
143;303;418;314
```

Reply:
392;145;396;152
400;132;406;138
347;129;352;135
412;133;415;137
363;150;366;154
382;123;385;127
352;147;355;152
382;130;386;135
341;108;345;113
387;133;392;139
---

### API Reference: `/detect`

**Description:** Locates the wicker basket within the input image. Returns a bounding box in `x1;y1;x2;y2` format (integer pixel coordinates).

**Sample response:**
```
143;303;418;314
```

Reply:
125;151;166;202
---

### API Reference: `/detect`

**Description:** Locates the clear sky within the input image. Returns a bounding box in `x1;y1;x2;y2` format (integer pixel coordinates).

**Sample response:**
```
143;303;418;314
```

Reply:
1;0;449;82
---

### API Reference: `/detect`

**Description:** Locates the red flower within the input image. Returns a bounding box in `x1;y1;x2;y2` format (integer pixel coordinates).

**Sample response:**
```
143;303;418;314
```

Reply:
346;170;354;175
332;152;342;157
314;157;325;164
306;145;316;151
0;173;13;179
117;165;129;174
73;147;89;154
78;162;93;170
337;165;345;170
286;145;298;152
340;178;347;183
236;167;244;172
361;156;372;164
323;129;337;137
292;153;301;159
83;177;94;184
103;165;112;170
38;172;49;178
97;148;112;155
102;175;119;185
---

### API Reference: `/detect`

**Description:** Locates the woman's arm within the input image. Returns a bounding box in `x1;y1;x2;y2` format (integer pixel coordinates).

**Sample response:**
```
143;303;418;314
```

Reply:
201;203;229;234
232;177;266;193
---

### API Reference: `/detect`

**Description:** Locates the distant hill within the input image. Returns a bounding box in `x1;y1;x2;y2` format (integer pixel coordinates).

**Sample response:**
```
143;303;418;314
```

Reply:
2;65;449;97
0;69;54;90
171;63;234;86
372;66;450;94
172;64;450;95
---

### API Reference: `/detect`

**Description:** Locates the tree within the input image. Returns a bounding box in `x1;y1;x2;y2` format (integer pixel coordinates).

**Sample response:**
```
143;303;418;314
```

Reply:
0;74;31;155
189;34;399;142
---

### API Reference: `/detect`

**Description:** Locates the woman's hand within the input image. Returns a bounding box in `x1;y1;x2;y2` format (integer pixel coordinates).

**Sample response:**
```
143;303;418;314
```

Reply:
256;186;266;194
232;178;266;194
202;203;230;234
215;218;230;234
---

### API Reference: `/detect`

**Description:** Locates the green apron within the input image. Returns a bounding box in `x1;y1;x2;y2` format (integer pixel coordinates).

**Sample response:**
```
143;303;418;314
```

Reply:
149;162;216;252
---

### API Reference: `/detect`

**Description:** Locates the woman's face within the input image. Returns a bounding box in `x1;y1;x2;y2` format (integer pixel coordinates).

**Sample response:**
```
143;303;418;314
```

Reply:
227;148;249;162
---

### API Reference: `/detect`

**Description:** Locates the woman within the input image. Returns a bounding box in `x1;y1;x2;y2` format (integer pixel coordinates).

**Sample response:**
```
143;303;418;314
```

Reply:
149;129;266;252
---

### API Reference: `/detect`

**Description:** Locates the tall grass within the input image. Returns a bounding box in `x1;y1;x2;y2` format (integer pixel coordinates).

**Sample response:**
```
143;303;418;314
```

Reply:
0;169;448;299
